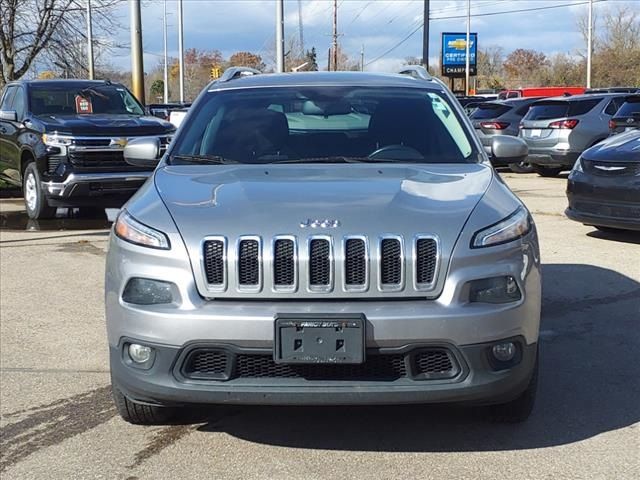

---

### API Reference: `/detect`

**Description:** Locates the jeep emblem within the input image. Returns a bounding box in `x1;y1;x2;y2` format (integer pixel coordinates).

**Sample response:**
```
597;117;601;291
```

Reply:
299;219;341;229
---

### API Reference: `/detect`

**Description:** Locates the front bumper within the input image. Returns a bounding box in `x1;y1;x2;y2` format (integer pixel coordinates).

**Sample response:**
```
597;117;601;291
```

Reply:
42;172;151;199
111;338;538;406
526;150;579;167
566;174;640;231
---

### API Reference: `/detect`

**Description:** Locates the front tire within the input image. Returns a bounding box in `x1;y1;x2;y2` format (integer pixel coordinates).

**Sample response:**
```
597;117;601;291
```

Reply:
532;165;564;177
23;162;56;220
112;384;177;425
488;355;538;423
508;161;534;174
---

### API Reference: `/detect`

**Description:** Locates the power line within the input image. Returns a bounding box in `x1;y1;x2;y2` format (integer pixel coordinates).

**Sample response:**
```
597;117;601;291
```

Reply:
365;0;607;66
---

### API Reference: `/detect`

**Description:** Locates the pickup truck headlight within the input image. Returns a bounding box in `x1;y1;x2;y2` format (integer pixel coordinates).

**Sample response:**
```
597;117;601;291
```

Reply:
42;133;73;146
471;207;531;248
114;210;170;249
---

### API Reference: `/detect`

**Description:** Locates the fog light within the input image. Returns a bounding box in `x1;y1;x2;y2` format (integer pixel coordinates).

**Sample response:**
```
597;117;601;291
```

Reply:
122;278;174;305
469;276;521;304
128;343;152;363
492;342;516;362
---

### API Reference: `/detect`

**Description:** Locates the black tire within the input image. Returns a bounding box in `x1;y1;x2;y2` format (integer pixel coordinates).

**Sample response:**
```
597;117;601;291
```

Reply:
77;206;107;218
23;162;56;220
488;355;538;423
508;161;534;174
532;165;564;177
112;384;176;425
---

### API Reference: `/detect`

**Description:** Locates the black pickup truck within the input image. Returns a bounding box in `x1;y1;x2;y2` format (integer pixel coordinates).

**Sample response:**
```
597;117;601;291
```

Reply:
0;79;174;219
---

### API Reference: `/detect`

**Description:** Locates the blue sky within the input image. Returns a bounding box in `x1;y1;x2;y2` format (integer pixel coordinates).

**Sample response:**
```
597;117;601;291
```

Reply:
105;0;633;72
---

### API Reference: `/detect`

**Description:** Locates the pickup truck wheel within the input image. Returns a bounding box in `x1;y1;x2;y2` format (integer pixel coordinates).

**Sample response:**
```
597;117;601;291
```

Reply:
508;161;534;174
23;163;56;220
532;165;564;177
488;354;538;423
112;384;177;425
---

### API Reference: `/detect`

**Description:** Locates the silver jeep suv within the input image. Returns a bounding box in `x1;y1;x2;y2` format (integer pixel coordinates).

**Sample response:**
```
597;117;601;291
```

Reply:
106;67;541;424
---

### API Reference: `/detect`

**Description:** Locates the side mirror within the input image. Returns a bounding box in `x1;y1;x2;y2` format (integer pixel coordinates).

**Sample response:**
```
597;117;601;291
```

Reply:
0;110;17;122
491;136;528;163
124;137;161;167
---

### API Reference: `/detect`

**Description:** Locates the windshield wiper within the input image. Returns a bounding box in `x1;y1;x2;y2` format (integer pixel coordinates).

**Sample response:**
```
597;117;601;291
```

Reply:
267;156;372;164
170;154;240;165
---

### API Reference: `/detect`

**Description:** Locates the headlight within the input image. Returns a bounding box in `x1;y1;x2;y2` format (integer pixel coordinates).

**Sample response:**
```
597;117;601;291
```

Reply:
114;210;170;249
471;207;531;248
42;133;73;146
571;156;584;173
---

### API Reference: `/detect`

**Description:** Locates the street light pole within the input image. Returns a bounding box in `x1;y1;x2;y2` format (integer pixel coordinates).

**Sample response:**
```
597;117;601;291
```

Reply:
332;0;338;71
163;0;168;103
86;0;94;79
465;0;470;96
422;0;430;69
276;0;285;72
587;0;593;88
178;0;185;102
130;0;145;104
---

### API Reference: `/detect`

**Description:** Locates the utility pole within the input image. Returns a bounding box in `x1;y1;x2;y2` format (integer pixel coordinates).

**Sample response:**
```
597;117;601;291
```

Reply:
276;0;285;72
297;0;304;56
86;0;94;79
163;0;169;103
465;0;471;96
360;44;365;72
332;0;338;71
130;0;145;104
587;0;593;88
422;0;430;69
178;0;185;102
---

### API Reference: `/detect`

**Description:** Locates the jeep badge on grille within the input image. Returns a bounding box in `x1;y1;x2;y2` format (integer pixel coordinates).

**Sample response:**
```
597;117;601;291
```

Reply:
299;219;341;229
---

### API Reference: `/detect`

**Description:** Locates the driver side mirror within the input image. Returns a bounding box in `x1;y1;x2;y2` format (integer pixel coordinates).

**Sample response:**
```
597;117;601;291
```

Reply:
124;137;161;167
491;136;528;163
0;110;17;122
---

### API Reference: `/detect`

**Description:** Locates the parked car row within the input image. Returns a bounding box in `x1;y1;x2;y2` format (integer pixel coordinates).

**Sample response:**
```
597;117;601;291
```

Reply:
464;91;639;176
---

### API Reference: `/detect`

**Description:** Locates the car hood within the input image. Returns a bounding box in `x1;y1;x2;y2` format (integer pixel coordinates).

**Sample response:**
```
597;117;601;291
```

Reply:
155;163;494;298
36;114;174;136
583;130;640;162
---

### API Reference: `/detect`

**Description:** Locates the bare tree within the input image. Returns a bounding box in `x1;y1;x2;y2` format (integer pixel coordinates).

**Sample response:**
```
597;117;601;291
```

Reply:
0;0;120;86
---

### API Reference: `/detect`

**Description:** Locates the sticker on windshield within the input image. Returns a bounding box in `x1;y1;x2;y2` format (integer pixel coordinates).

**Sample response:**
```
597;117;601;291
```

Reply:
75;95;93;114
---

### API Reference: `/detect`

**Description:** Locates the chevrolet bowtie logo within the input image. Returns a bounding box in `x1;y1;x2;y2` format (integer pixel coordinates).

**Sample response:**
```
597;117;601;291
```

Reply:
111;138;129;148
448;39;473;50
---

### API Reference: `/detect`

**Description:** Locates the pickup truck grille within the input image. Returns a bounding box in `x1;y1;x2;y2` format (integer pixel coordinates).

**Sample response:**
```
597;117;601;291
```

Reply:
66;135;172;171
202;234;439;297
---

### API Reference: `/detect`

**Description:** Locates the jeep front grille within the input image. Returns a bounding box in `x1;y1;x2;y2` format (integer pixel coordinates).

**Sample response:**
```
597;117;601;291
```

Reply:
202;234;439;297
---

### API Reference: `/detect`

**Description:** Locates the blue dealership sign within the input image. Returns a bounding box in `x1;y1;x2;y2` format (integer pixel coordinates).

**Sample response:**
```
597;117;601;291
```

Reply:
442;32;477;77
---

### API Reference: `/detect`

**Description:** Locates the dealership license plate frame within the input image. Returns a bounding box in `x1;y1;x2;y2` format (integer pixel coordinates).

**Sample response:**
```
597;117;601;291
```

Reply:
274;314;366;364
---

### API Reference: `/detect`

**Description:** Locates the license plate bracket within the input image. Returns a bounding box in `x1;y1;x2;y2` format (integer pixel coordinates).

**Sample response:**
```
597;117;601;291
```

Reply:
274;314;365;364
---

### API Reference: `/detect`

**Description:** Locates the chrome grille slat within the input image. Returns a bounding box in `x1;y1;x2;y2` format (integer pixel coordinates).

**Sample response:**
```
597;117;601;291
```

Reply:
202;234;437;295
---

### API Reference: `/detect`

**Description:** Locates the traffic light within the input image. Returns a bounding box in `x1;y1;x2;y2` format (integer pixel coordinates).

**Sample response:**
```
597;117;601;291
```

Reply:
210;67;221;80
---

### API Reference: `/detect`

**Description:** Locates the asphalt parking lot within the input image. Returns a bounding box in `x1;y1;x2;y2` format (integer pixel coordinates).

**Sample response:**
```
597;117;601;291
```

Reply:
1;172;638;480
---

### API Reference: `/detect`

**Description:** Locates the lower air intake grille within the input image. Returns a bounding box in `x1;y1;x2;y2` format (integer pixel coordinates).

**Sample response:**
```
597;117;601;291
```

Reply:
416;238;437;285
345;238;366;286
203;240;225;285
238;239;260;286
380;238;402;285
273;239;295;286
181;348;460;382
309;239;331;286
413;349;458;379
236;354;406;380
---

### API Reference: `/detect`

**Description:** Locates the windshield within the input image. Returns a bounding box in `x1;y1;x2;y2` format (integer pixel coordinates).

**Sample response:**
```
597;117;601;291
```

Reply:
169;86;476;165
29;84;144;116
615;99;640;117
469;103;511;120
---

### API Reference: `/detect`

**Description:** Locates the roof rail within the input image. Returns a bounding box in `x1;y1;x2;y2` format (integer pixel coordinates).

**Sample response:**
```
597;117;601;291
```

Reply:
218;66;262;83
398;65;432;81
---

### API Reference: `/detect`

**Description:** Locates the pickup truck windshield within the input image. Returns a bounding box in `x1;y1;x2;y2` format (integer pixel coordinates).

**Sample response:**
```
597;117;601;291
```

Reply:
170;86;476;164
29;84;144;116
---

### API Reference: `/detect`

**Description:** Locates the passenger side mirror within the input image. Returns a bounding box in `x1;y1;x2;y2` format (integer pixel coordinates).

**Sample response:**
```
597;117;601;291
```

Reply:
0;110;17;122
491;136;528;163
124;137;161;167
